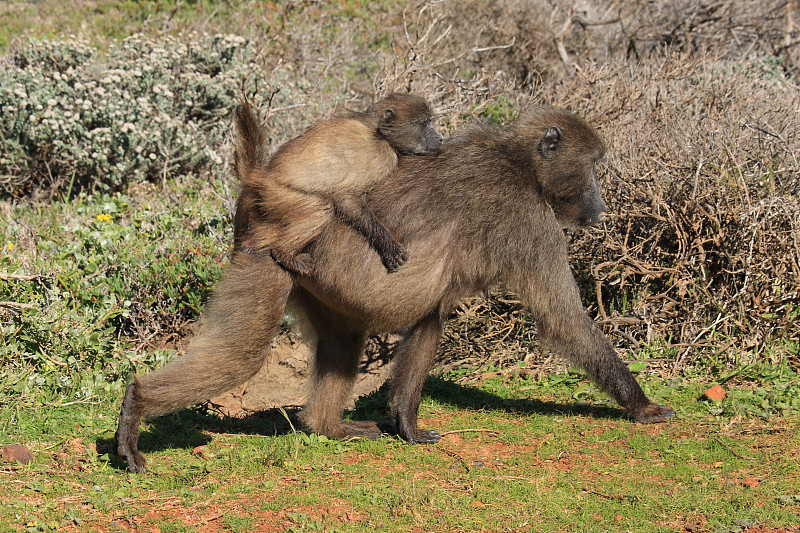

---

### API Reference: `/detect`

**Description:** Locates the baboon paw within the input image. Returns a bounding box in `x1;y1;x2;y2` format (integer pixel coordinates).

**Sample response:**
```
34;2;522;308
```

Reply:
340;421;381;440
115;440;148;473
125;453;148;473
634;403;676;424
406;429;441;444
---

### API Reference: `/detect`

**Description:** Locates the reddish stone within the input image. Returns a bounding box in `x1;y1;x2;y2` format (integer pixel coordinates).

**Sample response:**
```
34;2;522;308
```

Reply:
2;444;34;464
192;445;212;458
704;384;726;402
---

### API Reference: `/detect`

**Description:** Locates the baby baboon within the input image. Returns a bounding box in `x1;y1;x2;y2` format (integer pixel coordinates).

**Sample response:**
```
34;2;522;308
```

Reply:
116;106;674;472
234;93;442;274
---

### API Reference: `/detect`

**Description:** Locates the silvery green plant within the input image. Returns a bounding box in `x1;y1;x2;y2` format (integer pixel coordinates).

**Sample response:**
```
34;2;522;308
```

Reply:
0;34;263;195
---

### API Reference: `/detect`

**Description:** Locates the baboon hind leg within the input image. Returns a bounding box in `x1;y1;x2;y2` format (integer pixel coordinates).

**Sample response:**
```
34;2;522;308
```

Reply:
391;312;443;444
300;332;378;439
297;302;378;439
116;255;293;472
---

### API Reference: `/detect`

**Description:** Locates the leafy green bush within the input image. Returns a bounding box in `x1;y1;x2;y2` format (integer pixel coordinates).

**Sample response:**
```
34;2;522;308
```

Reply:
0;187;227;403
0;34;259;196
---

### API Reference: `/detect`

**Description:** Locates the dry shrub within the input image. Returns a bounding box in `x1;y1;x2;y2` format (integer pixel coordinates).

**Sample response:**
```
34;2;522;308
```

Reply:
543;51;798;370
378;0;798;85
351;3;800;372
239;1;800;372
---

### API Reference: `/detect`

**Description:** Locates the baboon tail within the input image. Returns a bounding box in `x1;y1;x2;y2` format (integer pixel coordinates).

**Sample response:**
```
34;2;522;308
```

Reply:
233;101;267;188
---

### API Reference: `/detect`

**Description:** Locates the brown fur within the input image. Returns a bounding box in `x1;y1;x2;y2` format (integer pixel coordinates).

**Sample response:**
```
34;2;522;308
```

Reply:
234;93;442;274
115;106;674;472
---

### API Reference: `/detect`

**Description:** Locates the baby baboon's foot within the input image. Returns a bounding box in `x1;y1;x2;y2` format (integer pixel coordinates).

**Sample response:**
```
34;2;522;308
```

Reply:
340;421;382;440
380;242;408;272
271;250;313;276
633;403;676;424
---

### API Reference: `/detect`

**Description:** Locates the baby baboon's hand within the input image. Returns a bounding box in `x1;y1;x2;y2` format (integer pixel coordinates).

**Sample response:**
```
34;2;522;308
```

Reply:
381;241;408;272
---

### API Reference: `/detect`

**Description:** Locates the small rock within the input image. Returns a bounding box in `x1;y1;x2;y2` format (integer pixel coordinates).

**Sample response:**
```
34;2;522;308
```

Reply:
2;444;34;464
192;445;213;459
703;384;726;402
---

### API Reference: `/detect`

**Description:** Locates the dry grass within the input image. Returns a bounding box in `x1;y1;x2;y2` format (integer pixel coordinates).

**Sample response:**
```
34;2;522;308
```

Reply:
555;51;800;371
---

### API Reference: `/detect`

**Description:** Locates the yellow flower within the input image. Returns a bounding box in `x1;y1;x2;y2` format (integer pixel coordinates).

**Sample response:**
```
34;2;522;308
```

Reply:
6;242;12;250
96;214;112;223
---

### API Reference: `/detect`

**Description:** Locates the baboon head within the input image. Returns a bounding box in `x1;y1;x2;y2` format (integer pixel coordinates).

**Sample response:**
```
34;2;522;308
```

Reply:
376;93;443;155
521;108;608;229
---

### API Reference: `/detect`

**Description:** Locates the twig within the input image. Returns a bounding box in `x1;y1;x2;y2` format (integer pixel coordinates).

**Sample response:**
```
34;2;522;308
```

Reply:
671;313;729;376
470;39;516;54
440;428;500;437
46;399;99;407
197;511;225;526
0;301;36;310
582;487;639;502
267;103;308;115
440;447;471;473
713;437;757;461
0;273;39;281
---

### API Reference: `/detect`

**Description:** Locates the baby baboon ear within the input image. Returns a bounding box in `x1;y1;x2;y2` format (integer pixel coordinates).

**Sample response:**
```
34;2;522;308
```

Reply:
538;126;562;159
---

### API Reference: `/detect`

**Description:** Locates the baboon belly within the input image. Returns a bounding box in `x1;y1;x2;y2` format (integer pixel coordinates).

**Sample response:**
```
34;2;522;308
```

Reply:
299;226;453;331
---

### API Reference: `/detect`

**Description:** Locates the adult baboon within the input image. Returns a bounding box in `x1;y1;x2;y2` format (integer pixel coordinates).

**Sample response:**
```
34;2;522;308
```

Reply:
116;106;674;473
234;93;442;274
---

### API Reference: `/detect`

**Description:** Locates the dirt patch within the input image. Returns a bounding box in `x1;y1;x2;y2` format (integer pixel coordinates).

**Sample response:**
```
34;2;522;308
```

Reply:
210;298;394;416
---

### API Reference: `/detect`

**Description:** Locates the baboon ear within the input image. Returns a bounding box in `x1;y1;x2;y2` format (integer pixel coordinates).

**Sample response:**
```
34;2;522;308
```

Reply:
379;108;396;136
381;108;396;124
538;126;562;159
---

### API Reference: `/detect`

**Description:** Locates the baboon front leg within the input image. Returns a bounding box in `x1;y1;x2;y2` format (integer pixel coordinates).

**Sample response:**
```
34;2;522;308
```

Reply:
519;263;675;424
542;316;675;423
391;312;443;444
116;255;293;472
332;195;408;272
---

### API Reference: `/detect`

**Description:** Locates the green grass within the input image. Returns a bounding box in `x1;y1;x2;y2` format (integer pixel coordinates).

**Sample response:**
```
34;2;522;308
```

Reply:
0;0;397;53
1;374;798;532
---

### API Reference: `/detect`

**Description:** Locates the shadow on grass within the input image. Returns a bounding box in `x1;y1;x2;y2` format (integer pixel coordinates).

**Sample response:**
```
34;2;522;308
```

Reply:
423;375;627;421
99;375;628;472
